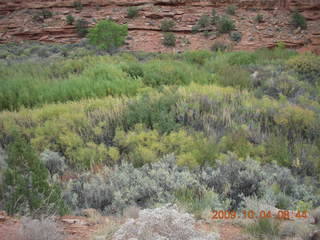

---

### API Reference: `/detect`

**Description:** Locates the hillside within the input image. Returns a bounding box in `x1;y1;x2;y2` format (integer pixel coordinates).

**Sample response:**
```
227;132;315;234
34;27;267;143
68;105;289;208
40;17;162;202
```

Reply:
1;1;320;240
0;0;320;53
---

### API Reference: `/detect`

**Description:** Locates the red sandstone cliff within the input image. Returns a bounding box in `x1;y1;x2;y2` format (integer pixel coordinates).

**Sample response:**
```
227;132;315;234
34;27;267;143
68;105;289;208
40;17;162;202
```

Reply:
0;0;319;53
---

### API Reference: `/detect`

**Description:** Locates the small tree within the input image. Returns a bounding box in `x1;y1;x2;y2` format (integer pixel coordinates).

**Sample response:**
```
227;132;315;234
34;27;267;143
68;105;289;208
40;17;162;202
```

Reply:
66;15;74;25
291;10;307;29
226;5;236;15
3;131;67;216
127;7;139;19
217;15;235;33
160;19;175;32
198;14;211;28
88;20;128;51
73;1;83;11
255;14;264;23
163;32;176;47
75;19;89;37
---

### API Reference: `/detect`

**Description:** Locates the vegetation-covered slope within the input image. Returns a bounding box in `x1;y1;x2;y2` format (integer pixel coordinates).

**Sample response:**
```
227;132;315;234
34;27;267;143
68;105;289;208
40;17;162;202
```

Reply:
0;43;320;239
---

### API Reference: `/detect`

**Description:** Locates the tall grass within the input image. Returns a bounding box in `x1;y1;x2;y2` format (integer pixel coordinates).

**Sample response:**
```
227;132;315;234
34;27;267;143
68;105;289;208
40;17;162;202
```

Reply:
0;48;299;111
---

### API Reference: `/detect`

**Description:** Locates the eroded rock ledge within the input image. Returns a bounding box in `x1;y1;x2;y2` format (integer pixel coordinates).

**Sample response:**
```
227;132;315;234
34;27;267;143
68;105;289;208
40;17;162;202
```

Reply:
0;0;319;53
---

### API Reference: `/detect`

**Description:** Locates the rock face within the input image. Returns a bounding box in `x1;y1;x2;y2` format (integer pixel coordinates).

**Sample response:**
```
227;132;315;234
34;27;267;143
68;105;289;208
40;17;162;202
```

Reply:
0;0;319;53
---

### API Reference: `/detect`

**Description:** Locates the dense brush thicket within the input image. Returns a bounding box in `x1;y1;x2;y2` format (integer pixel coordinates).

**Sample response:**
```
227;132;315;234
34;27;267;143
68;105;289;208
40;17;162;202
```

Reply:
0;42;319;217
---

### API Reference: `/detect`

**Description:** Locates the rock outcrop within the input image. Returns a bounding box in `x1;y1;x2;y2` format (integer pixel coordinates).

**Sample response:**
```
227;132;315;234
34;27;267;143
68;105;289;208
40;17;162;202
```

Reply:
0;0;319;53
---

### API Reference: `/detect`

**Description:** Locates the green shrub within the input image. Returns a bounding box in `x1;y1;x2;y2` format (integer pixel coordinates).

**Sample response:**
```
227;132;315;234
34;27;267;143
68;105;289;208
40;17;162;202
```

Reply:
286;53;320;84
198;14;211;28
66;15;74;25
64;155;200;213
215;64;252;89
182;50;212;65
211;41;228;51
291;10;307;29
226;5;236;15
255;13;264;23
275;192;291;209
32;10;53;22
40;150;66;176
88;20;128;51
211;9;217;17
121;61;144;78
3;131;67;216
42;9;53;19
230;31;242;42
210;154;266;209
75;19;89;37
163;32;176;47
73;1;83;11
216;15;235;33
191;25;200;34
227;51;258;65
160;19;175;32
127;7;139;19
141;60;211;87
246;218;280;239
175;188;229;219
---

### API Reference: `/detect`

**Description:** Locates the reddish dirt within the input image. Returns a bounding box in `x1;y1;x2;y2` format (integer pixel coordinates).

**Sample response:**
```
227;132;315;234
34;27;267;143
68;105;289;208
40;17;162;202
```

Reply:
217;222;246;240
0;210;247;240
0;0;319;54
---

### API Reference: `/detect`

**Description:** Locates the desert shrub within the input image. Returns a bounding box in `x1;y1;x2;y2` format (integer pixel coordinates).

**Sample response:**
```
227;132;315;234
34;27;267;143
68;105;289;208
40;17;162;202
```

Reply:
163;32;176;47
215;64;252;89
291;10;307;29
174;188;229;218
17;217;65;240
42;10;53;19
127;7;139;19
311;208;320;225
121;61;144;78
226;5;236;15
203;153;266;209
113;205;219;240
160;19;175;32
274;104;316;137
3;131;67;216
88;20;128;52
182;50;212;65
203;30;210;38
64;155;201;213
269;72;306;99
33;10;53;22
40;150;66;176
280;221;311;239
275;192;292;209
255;13;264;23
114;125;217;168
73;1;83;11
218;128;258;158
211;9;217;17
75;19;89;37
140;59;211;87
191;24;200;33
66;15;74;25
216;15;235;33
198;14;211;28
286;53;320;85
230;31;242;42
246;218;280;239
211;41;228;51
263;135;290;167
124;92;180;133
227;51;258;65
